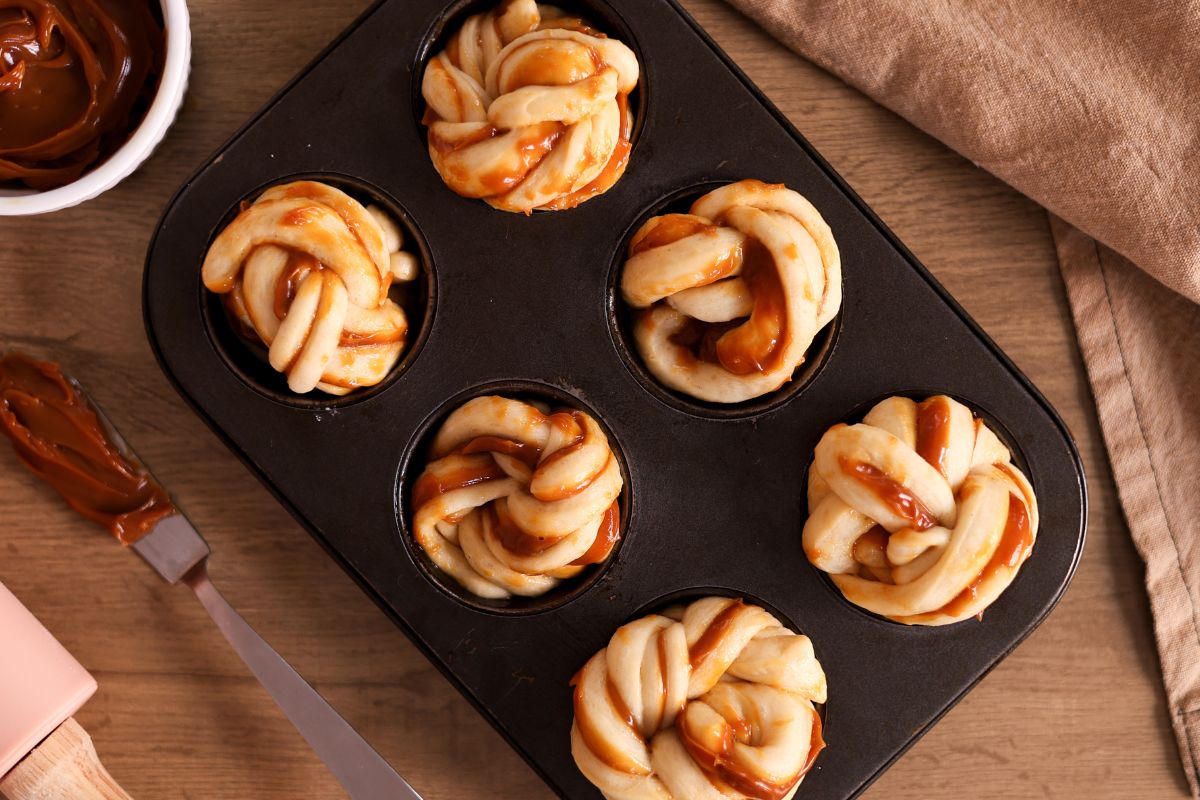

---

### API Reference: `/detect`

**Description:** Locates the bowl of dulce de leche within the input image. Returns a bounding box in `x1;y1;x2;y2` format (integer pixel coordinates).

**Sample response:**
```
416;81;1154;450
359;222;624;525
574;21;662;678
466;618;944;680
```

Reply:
0;0;190;215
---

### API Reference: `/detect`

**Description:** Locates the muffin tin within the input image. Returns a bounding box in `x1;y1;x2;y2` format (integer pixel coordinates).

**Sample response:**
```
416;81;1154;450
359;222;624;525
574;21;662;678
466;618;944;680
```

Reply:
142;0;1087;797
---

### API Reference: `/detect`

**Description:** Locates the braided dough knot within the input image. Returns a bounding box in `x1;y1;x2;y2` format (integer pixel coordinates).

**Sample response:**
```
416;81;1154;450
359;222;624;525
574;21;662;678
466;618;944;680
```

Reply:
202;181;419;395
620;180;841;403
572;597;826;800
802;395;1040;625
412;396;623;599
422;0;639;212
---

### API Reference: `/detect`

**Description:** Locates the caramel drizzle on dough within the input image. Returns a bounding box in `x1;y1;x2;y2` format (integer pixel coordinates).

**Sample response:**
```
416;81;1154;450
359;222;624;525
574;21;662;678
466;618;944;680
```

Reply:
411;460;508;511
413;407;620;561
839;456;938;531
915;396;952;478
542;92;634;211
901;493;1033;622
570;501;620;566
679;706;825;800
636;209;790;377
688;600;746;669
459;434;541;466
570;670;650;775
847;401;1036;619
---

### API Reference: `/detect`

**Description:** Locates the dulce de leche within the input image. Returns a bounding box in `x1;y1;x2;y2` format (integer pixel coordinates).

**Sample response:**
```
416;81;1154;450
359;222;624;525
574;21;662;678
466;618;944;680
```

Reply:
0;352;175;544
0;0;165;189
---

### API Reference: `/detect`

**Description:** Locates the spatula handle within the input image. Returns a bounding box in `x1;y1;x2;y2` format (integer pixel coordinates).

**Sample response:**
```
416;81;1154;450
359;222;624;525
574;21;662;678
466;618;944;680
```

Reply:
184;561;422;800
0;717;132;800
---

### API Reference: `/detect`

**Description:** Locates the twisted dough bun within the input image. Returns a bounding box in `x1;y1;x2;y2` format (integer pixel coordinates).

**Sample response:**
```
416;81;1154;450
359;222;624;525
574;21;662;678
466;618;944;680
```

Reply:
572;597;826;800
202;181;420;395
620;180;841;404
421;0;639;212
412;395;623;599
803;395;1039;625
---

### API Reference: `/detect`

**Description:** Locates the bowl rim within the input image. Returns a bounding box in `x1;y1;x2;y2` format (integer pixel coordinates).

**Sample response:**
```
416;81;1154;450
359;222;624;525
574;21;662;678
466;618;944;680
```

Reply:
0;0;192;216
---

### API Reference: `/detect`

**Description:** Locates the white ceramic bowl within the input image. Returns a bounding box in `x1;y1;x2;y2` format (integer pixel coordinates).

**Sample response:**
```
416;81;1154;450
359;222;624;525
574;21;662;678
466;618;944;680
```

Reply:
0;0;191;216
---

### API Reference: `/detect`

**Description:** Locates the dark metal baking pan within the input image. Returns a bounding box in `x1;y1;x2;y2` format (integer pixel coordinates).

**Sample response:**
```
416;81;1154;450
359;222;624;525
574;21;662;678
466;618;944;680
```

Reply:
142;0;1087;796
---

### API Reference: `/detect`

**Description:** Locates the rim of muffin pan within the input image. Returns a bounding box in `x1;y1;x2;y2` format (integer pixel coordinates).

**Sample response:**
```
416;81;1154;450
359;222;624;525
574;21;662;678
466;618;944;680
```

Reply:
410;0;648;212
395;378;634;616
625;585;830;735
799;389;1036;630
607;181;843;421
199;172;437;411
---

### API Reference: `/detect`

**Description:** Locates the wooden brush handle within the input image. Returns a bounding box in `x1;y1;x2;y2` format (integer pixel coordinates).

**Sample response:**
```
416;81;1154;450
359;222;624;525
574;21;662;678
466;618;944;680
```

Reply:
0;717;132;800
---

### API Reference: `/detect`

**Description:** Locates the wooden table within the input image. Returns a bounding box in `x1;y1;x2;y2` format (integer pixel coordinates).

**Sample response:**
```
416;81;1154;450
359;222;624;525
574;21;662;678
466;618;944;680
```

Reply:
0;1;1188;798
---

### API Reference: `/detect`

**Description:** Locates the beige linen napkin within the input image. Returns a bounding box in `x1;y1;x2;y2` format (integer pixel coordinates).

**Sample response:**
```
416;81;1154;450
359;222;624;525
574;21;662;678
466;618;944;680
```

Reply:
719;0;1200;791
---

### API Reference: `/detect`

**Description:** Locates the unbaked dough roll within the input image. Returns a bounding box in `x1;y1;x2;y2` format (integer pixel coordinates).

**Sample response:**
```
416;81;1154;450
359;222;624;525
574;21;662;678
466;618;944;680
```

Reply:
802;395;1039;625
202;180;419;395
421;0;639;212
620;180;840;403
572;597;826;800
412;395;624;599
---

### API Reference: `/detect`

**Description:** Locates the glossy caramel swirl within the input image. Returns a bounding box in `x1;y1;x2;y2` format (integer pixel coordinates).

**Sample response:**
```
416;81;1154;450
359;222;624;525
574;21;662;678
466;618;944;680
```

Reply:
0;0;163;189
202;181;420;395
0;352;175;544
411;395;623;599
572;597;826;800
421;0;638;212
620;180;841;403
802;395;1039;625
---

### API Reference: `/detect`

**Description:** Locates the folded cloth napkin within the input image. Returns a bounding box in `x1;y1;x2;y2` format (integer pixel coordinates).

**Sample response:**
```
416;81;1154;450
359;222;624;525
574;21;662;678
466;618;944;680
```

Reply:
719;0;1200;792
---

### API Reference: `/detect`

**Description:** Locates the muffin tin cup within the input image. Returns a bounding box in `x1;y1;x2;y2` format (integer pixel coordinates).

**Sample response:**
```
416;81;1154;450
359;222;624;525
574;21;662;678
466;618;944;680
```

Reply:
200;172;437;409
142;0;1087;797
607;181;842;420
396;379;635;616
799;390;1038;627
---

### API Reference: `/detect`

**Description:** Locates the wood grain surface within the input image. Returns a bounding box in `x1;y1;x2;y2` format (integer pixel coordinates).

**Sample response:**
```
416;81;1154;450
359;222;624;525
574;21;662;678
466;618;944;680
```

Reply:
0;1;1187;798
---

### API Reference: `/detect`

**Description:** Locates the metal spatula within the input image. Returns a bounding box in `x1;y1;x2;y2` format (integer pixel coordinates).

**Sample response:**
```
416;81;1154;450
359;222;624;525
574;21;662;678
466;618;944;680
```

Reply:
87;382;423;800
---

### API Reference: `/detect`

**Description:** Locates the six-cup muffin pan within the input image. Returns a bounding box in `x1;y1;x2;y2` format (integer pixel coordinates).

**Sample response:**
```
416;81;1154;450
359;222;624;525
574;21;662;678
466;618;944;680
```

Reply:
141;0;1088;797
